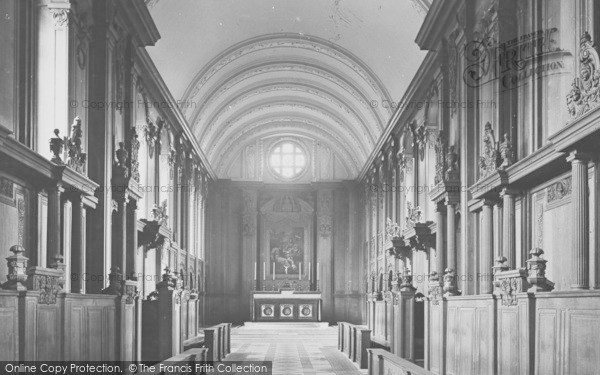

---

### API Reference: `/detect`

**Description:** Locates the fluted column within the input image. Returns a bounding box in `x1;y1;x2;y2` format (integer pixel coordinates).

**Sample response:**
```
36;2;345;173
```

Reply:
71;194;86;293
47;184;64;266
435;203;446;275
567;151;591;289
493;202;503;258
501;188;516;269
480;201;494;293
127;199;138;280
446;202;456;272
113;196;128;279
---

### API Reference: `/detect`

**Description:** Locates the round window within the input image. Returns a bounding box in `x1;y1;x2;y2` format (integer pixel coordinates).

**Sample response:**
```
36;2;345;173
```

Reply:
268;141;307;180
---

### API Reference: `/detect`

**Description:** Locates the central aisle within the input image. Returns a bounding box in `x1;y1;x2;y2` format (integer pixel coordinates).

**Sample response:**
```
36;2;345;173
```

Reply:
225;323;366;375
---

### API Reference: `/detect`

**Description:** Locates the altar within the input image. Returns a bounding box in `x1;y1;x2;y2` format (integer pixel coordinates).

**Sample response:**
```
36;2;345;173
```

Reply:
252;290;322;322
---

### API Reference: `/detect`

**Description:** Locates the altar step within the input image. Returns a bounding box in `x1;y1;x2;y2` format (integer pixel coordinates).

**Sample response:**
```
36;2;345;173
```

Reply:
242;322;330;329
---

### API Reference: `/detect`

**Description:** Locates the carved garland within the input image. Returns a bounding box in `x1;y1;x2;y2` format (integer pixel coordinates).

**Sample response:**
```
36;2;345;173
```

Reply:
546;177;572;203
65;117;87;174
128;130;141;182
479;122;512;179
567;32;600;119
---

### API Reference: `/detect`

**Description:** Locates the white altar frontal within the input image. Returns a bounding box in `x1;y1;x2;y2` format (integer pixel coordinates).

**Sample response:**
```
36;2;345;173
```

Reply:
252;290;322;322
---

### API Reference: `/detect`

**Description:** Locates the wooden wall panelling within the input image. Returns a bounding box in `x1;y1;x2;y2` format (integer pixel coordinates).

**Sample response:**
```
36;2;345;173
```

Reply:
0;292;19;361
333;187;349;321
496;293;532;375
316;188;334;321
535;292;600;375
63;294;118;361
241;188;258;321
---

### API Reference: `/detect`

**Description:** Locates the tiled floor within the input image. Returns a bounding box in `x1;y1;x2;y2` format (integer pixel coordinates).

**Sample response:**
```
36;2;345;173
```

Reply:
225;323;366;375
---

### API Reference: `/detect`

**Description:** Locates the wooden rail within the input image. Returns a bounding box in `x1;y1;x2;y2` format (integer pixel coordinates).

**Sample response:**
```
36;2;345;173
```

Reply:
367;348;432;375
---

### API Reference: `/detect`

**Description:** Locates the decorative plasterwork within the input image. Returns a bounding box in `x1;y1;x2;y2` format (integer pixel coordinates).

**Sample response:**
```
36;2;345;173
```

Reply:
204;102;369;162
183;34;392;112
192;65;385;138
181;34;393;179
200;81;378;150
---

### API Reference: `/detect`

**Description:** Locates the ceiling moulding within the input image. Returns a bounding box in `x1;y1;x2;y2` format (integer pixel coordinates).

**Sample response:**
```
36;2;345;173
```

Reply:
202;101;371;161
191;68;385;139
181;33;392;108
200;82;380;142
202;96;373;157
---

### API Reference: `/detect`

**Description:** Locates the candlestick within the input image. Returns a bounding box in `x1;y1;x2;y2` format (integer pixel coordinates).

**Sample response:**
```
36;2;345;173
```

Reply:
254;262;257;281
272;262;275;280
263;262;266;280
299;262;302;280
317;262;320;281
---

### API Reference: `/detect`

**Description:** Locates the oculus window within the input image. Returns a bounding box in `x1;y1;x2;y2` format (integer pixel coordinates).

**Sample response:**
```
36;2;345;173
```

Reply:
269;141;307;179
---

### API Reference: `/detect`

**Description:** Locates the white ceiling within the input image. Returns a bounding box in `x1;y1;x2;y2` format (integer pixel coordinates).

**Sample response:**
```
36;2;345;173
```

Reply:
146;0;428;178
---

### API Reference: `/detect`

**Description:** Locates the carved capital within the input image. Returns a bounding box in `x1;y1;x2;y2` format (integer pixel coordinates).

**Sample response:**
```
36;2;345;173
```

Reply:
27;266;65;304
493;267;528;306
50;8;70;28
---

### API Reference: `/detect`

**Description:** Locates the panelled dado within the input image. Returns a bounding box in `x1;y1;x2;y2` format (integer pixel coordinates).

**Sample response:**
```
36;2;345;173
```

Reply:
359;0;600;373
0;0;212;362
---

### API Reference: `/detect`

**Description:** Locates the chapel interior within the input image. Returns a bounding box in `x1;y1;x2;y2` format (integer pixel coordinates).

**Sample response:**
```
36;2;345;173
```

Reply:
1;0;600;374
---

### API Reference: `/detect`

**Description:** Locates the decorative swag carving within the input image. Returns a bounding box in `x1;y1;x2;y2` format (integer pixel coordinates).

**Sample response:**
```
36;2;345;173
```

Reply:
546;177;572;204
65;117;87;174
567;32;600;119
479;122;512;179
434;132;459;186
49;117;87;174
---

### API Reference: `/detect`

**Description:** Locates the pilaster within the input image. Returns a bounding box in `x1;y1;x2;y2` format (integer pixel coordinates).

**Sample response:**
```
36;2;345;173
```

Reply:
567;151;591;289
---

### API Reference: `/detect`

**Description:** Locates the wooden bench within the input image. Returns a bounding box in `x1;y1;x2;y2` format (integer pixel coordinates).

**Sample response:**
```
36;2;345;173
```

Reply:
200;322;232;361
138;347;208;374
367;348;432;375
338;322;371;369
183;333;205;351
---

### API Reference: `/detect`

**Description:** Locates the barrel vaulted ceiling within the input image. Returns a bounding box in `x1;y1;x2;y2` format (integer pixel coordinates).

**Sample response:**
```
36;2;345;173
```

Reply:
146;0;428;178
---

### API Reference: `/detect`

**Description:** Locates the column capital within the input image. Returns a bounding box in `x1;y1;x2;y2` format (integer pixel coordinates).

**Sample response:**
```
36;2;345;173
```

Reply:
468;198;495;212
445;198;460;207
566;150;592;163
499;187;519;198
434;200;447;213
